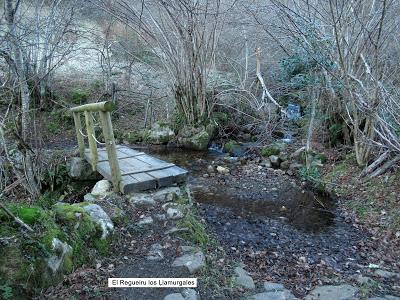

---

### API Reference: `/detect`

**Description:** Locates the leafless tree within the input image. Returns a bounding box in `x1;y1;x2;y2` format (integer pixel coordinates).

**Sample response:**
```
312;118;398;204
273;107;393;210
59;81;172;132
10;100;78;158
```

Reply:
92;0;231;125
0;0;79;198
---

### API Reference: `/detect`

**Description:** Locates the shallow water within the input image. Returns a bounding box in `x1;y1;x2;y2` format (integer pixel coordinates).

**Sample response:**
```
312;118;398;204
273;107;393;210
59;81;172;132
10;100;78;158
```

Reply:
137;145;336;234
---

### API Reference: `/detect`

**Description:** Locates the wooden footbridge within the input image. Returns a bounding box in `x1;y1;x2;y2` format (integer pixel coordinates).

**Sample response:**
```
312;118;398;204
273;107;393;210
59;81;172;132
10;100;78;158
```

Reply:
71;101;187;194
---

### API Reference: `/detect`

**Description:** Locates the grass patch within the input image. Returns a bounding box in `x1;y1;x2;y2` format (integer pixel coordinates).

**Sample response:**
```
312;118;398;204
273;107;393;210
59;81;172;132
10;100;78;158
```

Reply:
176;210;210;248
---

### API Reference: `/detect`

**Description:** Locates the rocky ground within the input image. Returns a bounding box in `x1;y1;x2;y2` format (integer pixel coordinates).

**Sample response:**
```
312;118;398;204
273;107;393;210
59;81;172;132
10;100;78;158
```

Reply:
189;155;400;299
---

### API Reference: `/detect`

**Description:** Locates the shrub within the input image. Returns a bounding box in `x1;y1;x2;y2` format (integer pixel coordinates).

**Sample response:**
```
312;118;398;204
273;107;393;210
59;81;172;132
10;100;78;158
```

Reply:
70;89;88;105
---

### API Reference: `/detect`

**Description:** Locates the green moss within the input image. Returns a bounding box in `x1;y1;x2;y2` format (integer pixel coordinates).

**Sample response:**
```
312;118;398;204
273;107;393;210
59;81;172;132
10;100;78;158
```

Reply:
93;239;109;255
261;146;280;157
224;140;239;154
184;130;210;151
61;254;73;274
0;205;44;225
53;203;85;223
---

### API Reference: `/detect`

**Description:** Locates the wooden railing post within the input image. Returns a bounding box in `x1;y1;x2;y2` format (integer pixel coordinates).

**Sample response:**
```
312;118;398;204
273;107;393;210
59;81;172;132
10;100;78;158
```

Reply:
84;111;98;171
99;111;121;192
71;101;121;192
72;112;85;158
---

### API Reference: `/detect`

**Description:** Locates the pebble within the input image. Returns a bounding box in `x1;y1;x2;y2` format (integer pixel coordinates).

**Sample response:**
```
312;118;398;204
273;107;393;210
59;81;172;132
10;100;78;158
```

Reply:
264;282;285;291
166;207;184;220
216;166;230;174
137;216;153;225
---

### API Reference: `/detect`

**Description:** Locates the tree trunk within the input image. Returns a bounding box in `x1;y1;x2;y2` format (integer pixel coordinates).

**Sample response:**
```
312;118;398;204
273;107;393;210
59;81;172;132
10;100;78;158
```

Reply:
5;0;40;198
6;0;31;141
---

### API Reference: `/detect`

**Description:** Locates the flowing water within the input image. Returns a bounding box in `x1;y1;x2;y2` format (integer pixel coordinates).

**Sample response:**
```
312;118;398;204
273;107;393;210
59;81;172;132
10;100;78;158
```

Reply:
140;146;336;233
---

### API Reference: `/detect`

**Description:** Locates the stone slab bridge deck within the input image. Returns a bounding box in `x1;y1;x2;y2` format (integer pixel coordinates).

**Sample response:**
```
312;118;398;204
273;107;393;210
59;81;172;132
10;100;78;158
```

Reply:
71;101;187;194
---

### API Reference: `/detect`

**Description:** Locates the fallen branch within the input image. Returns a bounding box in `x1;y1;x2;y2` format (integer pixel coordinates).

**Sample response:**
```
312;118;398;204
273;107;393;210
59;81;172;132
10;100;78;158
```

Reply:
359;151;390;179
369;156;400;179
0;193;34;232
255;47;287;116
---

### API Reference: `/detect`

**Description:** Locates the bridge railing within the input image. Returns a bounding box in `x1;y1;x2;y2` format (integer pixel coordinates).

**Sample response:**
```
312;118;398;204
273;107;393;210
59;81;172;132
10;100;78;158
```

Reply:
70;101;121;192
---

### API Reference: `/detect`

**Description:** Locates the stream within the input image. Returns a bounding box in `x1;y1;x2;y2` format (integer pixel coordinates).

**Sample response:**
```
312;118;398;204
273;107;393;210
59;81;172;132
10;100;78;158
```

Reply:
140;145;374;295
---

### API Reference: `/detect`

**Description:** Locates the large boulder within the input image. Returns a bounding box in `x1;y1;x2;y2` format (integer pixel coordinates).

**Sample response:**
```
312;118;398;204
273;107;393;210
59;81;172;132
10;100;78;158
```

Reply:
81;204;114;239
68;157;101;180
91;180;111;197
147;123;175;144
177;126;211;151
261;142;287;157
47;238;73;274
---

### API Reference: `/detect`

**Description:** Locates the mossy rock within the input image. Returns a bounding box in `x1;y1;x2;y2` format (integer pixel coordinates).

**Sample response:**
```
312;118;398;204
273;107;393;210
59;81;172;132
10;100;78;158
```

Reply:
179;128;210;151
146;123;175;145
53;203;85;223
0;202;110;297
261;146;280;157
224;140;241;155
0;226;71;294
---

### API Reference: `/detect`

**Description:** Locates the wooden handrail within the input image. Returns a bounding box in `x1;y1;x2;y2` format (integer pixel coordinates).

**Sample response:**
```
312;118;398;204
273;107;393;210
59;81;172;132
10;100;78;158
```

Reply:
70;101;121;192
70;101;115;113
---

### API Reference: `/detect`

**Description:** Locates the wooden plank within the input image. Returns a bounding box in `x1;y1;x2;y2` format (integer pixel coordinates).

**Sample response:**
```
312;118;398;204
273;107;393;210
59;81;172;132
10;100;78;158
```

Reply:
147;166;187;187
120;162;175;176
96;145;124;152
109;173;156;194
120;175;139;194
97;150;134;162
96;161;112;181
134;154;166;165
126;173;157;192
117;146;143;156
